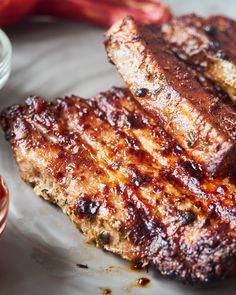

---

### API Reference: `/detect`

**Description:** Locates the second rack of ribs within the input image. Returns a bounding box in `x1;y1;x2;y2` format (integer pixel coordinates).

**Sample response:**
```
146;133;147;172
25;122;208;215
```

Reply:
105;17;236;176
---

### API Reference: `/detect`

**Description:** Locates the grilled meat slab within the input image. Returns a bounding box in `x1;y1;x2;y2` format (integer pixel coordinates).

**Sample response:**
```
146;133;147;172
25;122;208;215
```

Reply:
105;17;236;176
1;87;235;283
161;14;236;104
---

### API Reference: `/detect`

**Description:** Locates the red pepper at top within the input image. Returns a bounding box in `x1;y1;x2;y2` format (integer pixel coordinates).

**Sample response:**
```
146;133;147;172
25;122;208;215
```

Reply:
0;0;172;28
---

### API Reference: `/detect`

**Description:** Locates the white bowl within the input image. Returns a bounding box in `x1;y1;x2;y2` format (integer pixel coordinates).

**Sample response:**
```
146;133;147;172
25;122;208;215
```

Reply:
0;29;12;90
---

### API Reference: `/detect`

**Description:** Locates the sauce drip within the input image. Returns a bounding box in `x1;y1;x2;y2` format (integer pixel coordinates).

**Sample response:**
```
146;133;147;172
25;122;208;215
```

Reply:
136;277;151;287
76;263;88;269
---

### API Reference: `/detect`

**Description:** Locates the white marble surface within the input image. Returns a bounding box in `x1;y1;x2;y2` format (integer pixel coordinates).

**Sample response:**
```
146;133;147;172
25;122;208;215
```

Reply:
164;0;236;18
0;1;235;295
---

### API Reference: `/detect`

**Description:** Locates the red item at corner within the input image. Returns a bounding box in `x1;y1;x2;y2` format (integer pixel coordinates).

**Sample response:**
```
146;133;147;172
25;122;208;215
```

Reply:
0;0;171;27
35;0;172;27
0;0;39;27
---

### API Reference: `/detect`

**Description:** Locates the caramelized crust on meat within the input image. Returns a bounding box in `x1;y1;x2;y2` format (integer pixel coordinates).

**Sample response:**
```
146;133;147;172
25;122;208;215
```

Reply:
1;87;235;283
161;14;236;104
105;17;236;176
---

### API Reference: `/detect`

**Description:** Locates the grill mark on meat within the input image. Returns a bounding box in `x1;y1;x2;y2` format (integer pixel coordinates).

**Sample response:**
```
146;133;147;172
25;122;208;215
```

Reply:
91;88;236;228
8;99;121;218
20;95;191;227
0;88;235;283
1;100;183;267
85;93;236;230
121;187;168;249
66;94;205;207
61;95;196;225
62;97;156;185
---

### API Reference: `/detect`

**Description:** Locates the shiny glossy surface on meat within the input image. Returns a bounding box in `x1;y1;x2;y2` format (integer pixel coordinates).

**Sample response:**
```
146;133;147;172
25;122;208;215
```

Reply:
105;17;236;176
0;87;235;283
161;14;236;104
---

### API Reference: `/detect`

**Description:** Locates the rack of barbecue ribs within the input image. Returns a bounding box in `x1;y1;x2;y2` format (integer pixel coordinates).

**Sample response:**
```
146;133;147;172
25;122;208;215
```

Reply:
1;14;236;284
105;16;236;176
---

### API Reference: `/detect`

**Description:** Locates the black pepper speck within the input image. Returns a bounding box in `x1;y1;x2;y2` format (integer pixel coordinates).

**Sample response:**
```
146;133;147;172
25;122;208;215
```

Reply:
216;50;229;60
99;231;110;245
204;25;217;36
135;88;148;97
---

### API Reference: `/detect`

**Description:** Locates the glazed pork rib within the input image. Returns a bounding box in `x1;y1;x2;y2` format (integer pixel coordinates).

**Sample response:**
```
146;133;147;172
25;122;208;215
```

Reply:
161;14;236;104
105;17;236;176
1;87;235;283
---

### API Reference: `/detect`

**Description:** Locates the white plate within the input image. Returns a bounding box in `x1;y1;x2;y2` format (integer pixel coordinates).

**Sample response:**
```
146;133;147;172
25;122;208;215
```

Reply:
0;4;236;294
